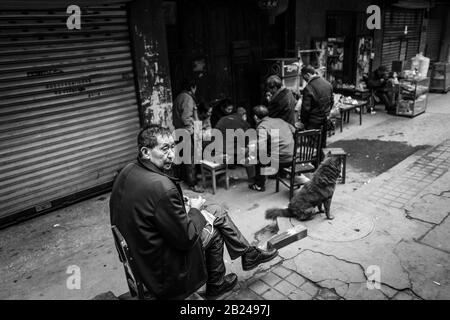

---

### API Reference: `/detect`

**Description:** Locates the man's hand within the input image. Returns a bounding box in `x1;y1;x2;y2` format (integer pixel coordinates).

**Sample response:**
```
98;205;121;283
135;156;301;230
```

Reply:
296;122;305;130
190;196;206;210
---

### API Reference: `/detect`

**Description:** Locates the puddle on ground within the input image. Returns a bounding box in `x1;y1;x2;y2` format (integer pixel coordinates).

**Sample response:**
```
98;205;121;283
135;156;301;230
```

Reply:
328;139;429;176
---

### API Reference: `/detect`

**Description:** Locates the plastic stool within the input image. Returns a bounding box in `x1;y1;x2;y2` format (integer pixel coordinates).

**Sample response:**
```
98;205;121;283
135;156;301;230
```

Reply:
200;160;229;194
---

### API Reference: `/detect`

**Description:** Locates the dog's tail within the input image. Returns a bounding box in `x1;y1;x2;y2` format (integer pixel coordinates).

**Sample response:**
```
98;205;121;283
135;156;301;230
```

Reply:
265;208;294;220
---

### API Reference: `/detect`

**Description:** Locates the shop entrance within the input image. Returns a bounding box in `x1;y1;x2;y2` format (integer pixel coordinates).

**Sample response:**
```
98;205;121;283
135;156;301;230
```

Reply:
325;11;372;85
164;0;293;112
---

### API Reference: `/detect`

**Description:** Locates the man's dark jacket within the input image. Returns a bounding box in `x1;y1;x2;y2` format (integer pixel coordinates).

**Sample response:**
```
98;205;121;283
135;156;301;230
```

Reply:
268;88;296;125
367;71;388;92
301;76;333;126
110;158;208;299
215;113;250;161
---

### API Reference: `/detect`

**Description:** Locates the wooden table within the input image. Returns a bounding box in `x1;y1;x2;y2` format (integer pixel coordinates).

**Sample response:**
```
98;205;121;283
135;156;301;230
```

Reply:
334;87;371;98
339;101;366;132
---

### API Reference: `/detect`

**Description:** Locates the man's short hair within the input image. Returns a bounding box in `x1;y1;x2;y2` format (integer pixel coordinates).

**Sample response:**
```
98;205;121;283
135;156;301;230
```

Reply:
236;107;247;116
138;125;172;151
180;78;196;91
301;65;316;76
253;105;269;119
197;102;211;120
266;75;282;89
220;98;233;108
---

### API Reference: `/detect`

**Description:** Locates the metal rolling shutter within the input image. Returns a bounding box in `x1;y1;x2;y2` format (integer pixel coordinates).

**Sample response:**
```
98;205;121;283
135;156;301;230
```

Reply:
381;40;401;70
0;3;140;225
426;18;443;61
406;38;421;65
382;9;423;71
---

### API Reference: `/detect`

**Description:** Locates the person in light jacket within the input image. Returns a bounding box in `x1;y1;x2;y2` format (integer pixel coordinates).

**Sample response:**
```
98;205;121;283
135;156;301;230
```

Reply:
172;78;204;193
248;105;309;192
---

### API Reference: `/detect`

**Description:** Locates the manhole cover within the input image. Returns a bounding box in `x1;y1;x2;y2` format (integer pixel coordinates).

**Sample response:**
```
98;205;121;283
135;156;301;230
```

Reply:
286;205;375;242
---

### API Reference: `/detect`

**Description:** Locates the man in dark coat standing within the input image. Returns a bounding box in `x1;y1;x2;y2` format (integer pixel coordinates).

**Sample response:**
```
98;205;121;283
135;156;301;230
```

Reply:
300;65;334;149
266;75;297;126
110;125;278;299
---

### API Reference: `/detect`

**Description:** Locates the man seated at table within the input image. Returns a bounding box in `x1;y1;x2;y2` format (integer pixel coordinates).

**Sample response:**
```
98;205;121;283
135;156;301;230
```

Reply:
248;105;310;192
210;98;235;128
110;125;279;300
215;107;250;168
367;66;396;115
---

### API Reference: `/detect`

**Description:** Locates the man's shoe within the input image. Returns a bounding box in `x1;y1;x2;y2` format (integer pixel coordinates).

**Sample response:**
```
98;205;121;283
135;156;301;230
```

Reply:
242;247;278;271
190;185;205;193
248;183;265;192
205;273;238;299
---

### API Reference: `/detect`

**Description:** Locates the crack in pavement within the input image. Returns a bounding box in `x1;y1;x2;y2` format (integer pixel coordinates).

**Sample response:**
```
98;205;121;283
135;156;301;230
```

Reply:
279;250;359;300
320;280;395;299
419;189;450;199
271;251;346;300
392;240;425;300
315;278;393;300
284;248;425;300
413;241;450;255
416;212;450;243
303;249;411;294
404;209;437;226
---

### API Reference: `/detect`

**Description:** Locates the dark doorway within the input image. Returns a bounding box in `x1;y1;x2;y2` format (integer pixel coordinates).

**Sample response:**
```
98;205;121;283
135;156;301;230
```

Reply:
326;11;357;84
326;11;372;84
164;0;290;114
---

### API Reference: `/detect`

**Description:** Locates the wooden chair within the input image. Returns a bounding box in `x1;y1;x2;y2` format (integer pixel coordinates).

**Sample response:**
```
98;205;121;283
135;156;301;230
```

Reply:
200;155;229;194
111;226;205;300
111;225;151;300
275;129;322;200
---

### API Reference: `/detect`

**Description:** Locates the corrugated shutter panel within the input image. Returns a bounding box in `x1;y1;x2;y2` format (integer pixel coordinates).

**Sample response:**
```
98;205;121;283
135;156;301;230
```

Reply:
426;18;442;61
382;9;423;71
0;4;140;224
406;38;420;67
381;40;401;70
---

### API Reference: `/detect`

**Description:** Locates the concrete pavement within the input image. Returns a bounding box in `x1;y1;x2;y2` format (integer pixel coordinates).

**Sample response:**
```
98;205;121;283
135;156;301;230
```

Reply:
0;93;449;300
224;139;450;300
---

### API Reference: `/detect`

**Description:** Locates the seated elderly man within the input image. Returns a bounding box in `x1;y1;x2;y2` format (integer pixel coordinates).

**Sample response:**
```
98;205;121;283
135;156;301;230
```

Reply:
110;125;278;300
248;105;310;192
